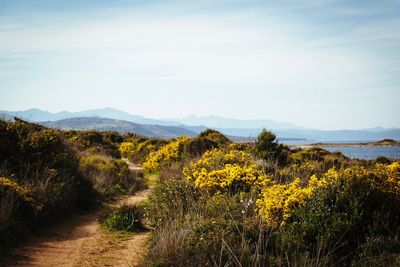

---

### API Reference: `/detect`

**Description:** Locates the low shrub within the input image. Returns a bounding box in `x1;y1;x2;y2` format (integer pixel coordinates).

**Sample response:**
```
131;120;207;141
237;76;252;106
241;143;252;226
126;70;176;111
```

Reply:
64;130;122;158
143;137;190;173
183;137;218;159
100;204;145;232
183;148;271;192
0;177;41;253
198;129;231;146
143;179;200;228
79;155;143;198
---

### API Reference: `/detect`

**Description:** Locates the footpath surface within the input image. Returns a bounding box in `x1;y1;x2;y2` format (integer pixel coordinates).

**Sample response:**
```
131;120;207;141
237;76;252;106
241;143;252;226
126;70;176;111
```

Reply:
4;162;151;267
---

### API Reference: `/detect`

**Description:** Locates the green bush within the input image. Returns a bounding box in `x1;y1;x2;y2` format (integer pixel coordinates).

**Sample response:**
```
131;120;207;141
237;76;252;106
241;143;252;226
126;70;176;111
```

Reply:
0;177;40;253
79;155;143;198
254;128;289;165
100;204;145;232
184;137;218;158
144;179;200;228
198;129;231;146
130;138;168;164
284;167;400;266
64;130;122;158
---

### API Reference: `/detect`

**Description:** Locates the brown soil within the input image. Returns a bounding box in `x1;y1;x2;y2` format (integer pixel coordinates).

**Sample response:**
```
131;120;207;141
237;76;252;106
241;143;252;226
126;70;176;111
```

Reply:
3;163;151;267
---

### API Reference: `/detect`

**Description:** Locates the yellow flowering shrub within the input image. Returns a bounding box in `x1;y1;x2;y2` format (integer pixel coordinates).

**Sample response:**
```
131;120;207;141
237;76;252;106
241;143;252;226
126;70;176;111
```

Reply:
372;162;400;196
0;177;41;210
119;141;135;158
257;162;400;229
143;136;190;173
183;148;271;192
257;178;315;228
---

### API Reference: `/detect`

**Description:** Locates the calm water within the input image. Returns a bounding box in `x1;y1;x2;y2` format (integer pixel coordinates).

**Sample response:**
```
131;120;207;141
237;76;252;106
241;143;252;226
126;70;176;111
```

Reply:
320;146;400;160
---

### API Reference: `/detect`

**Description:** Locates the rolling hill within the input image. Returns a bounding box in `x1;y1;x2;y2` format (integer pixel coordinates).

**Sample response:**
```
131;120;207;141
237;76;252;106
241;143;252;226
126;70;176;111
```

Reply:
39;117;197;138
1;108;400;141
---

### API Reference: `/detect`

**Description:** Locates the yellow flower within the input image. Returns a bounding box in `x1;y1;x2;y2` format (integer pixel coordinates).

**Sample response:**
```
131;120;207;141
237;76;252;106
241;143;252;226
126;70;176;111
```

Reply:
143;137;190;173
183;148;271;192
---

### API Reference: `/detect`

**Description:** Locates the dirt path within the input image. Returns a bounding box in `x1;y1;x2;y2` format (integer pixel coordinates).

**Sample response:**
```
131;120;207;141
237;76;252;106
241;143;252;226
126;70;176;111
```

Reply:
4;163;152;267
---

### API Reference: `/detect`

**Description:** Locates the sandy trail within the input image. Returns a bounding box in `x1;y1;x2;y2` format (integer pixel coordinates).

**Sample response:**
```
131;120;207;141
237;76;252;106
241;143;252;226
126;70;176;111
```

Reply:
4;163;152;267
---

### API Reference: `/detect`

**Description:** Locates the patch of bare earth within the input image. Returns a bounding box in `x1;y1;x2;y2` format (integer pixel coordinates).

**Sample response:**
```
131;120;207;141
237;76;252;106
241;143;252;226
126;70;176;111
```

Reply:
4;163;151;267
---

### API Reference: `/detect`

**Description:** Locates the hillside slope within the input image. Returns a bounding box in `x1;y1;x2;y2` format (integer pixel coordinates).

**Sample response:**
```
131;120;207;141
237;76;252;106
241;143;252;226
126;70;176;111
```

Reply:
40;117;196;138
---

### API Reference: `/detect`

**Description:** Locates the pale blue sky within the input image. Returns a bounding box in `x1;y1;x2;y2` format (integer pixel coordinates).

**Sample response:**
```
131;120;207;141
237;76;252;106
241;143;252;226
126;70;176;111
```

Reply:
0;0;399;130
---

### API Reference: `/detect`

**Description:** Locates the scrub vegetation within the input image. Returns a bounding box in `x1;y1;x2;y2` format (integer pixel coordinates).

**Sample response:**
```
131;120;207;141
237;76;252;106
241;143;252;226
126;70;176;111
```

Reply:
0;118;143;254
139;128;400;267
1;119;399;266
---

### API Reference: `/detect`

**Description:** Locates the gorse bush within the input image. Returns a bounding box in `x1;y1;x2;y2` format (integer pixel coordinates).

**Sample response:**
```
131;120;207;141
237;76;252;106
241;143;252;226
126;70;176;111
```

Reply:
256;177;315;228
283;163;400;265
144;128;400;266
0;118;143;254
118;141;135;158
123;135;168;164
0;177;41;252
79;154;142;198
183;137;218;159
183;148;271;192
64;130;123;158
0;119;94;217
143;136;190;173
198;129;231;146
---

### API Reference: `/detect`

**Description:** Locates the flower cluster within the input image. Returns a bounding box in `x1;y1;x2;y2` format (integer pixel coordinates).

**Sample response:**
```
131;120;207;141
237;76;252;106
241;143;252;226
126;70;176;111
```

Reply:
256;178;315;228
257;162;400;228
0;177;40;209
143;136;190;172
371;162;400;196
183;148;271;192
118;141;135;158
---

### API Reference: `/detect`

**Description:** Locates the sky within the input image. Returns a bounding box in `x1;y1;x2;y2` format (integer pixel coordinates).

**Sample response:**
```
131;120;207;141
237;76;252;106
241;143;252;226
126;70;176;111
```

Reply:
0;0;399;130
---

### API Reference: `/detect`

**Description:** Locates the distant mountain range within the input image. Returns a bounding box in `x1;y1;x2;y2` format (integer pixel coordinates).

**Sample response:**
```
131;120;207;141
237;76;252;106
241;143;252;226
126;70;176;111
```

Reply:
39;117;196;138
1;107;399;142
0;107;302;129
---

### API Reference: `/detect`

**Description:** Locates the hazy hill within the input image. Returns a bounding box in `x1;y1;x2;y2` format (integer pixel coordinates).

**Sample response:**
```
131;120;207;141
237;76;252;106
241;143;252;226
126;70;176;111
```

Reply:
171;114;302;130
0;108;301;129
2;108;400;141
0;108;180;126
40;117;197;138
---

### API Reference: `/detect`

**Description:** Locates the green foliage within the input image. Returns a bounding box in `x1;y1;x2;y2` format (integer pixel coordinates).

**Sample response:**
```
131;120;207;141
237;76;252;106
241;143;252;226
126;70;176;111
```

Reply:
100;204;145;232
0;177;41;253
254;128;289;165
0;119;95;218
127;137;168;164
79;155;142;198
183;137;218;158
64;130;123;158
145;129;400;266
0;119;140;253
144;179;200;228
198;129;231;146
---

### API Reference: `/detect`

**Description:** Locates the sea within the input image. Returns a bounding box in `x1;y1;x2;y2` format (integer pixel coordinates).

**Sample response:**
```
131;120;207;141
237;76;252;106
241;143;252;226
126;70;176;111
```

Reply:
320;146;400;160
283;140;400;160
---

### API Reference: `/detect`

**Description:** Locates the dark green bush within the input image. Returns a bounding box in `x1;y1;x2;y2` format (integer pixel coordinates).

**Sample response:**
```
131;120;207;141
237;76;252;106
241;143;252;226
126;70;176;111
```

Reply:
64;130;122;158
198;129;231;146
184;137;218;158
254;128;289;165
79;155;143;198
